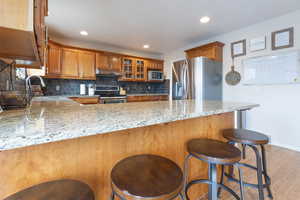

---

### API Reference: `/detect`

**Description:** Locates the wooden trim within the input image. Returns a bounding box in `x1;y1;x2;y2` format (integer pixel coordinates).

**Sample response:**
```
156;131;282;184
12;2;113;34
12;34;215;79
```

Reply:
185;41;225;53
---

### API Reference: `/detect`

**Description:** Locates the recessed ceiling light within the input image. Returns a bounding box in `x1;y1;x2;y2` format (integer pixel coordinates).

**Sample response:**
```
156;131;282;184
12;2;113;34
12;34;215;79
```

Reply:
200;16;210;24
143;44;150;49
80;31;88;36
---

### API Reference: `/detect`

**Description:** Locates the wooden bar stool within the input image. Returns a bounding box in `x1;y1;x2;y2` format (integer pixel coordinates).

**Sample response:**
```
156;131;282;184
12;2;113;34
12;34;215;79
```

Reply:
223;129;273;200
110;154;184;200
4;179;95;200
184;139;244;200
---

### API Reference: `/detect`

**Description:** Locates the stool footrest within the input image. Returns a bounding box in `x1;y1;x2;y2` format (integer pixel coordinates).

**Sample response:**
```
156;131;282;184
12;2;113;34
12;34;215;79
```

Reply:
185;179;241;200
225;162;272;189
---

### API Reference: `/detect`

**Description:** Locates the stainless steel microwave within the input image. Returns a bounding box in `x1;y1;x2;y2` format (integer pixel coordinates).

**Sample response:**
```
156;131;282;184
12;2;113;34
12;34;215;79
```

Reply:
148;71;163;81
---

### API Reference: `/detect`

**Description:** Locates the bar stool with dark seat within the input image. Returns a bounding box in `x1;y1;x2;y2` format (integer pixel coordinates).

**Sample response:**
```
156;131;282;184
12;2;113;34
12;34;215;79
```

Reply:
110;154;184;200
222;129;273;200
184;138;244;200
4;179;95;200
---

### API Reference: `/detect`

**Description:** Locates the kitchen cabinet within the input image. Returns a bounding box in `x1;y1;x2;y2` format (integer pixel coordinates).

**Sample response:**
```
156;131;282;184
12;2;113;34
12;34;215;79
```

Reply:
45;41;163;81
127;95;169;102
96;52;122;73
46;42;61;76
185;41;224;62
69;97;99;104
109;54;122;72
120;58;162;82
96;53;110;70
78;51;96;79
146;60;163;71
135;59;146;81
121;57;135;81
0;0;48;67
61;48;79;78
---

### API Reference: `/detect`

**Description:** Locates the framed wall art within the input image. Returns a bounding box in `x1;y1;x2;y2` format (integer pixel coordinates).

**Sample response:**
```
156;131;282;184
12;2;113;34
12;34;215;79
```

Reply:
272;27;294;50
249;36;266;52
231;39;246;58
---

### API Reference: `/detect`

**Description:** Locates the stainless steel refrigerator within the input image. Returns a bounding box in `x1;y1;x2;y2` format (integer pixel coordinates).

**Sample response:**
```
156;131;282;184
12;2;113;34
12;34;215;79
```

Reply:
172;57;222;100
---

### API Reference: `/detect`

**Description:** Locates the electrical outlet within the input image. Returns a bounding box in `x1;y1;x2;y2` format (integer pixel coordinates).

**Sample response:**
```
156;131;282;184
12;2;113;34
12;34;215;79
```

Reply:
56;85;60;91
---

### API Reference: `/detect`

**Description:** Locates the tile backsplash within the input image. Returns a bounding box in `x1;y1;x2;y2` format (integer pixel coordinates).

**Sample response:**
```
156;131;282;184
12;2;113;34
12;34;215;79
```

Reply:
43;77;169;96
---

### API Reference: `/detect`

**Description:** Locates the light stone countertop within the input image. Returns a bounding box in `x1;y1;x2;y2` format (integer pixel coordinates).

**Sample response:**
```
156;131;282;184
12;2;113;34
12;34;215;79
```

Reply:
0;96;258;151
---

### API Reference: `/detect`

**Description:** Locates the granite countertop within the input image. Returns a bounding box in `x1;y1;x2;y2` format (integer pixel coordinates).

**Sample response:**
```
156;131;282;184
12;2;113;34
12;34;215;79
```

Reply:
0;96;258;151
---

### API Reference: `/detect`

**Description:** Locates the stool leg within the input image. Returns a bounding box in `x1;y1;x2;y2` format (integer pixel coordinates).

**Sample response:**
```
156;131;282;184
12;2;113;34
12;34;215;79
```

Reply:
249;145;265;200
261;145;273;199
208;163;218;200
183;154;192;199
110;191;115;200
242;144;246;159
217;165;225;198
236;164;245;200
179;192;185;200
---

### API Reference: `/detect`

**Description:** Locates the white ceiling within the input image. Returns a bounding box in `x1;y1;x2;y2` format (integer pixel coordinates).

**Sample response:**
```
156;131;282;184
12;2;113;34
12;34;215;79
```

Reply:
47;0;300;54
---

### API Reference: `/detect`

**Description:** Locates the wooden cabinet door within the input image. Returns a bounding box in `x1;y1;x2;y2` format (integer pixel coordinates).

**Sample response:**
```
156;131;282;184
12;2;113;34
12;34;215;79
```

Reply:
78;51;96;80
109;54;122;72
61;48;79;78
47;43;61;75
121;57;135;81
135;59;146;81
96;52;110;70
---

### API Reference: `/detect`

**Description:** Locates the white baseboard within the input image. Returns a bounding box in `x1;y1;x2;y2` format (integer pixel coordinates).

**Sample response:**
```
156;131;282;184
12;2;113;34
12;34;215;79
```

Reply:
270;141;300;152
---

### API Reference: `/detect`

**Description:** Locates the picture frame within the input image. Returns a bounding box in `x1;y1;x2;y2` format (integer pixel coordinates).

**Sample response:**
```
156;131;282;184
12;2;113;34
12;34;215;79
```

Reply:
249;36;266;52
231;39;246;58
272;27;294;50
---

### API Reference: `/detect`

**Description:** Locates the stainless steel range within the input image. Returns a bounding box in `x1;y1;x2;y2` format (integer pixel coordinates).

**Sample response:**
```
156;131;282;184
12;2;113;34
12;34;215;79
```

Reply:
95;85;127;104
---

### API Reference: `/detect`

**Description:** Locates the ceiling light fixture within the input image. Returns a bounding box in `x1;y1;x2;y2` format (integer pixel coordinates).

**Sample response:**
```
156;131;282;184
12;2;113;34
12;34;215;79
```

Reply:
200;16;210;24
80;31;88;36
143;44;150;49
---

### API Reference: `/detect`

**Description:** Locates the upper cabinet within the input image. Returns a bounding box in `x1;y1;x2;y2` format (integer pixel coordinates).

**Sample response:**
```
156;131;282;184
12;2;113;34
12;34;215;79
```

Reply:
46;41;96;80
185;41;225;62
135;59;146;81
61;48;79;78
146;60;164;71
0;0;48;67
96;52;121;73
46;42;61;75
78;51;96;80
45;41;163;82
121;57;135;81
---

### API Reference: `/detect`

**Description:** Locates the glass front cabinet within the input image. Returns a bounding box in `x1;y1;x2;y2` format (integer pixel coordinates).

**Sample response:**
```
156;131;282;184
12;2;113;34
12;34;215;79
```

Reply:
121;57;135;81
135;59;146;81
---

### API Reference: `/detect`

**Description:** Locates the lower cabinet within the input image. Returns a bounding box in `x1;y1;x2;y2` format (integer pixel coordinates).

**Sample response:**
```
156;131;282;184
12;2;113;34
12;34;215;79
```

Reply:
127;95;169;102
69;97;99;104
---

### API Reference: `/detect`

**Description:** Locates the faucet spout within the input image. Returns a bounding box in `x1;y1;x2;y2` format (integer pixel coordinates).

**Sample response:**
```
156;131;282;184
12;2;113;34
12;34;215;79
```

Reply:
26;75;46;89
25;75;46;103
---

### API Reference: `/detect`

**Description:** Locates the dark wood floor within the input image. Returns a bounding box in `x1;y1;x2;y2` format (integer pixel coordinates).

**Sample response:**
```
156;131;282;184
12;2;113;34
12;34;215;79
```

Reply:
216;145;300;200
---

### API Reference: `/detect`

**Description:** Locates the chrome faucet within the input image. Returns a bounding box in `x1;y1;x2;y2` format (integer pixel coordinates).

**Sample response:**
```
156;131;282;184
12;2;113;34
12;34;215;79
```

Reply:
26;75;46;102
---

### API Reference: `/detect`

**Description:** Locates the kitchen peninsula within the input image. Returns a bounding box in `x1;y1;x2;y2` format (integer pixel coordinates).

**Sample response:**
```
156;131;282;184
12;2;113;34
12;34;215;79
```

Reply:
0;97;258;200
